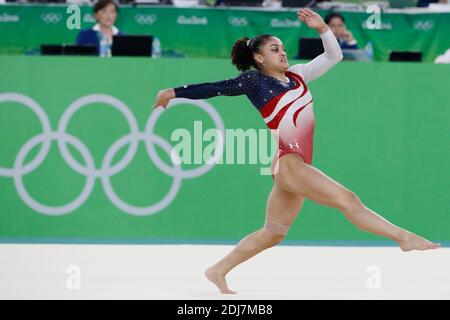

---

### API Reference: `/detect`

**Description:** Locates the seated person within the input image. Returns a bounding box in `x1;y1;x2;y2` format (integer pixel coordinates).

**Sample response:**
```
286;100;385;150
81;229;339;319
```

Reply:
76;0;123;57
325;12;358;50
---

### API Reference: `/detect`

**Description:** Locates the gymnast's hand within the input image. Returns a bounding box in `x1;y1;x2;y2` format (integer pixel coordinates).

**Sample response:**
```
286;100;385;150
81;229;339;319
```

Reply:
152;88;175;110
297;9;329;34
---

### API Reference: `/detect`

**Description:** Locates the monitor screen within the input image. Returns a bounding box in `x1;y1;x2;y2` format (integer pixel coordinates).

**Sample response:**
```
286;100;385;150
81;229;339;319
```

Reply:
111;35;153;57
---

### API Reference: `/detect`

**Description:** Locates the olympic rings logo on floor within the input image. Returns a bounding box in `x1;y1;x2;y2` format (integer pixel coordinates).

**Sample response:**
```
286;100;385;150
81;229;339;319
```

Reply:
0;93;225;217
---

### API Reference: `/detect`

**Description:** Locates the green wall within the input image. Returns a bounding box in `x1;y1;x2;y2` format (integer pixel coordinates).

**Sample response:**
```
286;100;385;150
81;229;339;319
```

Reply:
0;56;449;244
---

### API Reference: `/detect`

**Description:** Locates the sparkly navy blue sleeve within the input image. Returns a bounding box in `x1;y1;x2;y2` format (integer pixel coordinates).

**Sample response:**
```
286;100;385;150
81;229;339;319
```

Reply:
174;70;258;99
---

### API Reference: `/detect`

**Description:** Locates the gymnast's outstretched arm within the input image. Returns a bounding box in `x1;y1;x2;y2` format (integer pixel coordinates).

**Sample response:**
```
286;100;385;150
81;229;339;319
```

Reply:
152;70;258;109
288;14;343;83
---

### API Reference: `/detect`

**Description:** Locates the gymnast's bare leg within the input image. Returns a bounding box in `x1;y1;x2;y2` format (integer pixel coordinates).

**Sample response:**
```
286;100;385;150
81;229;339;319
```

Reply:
205;174;305;294
205;153;440;294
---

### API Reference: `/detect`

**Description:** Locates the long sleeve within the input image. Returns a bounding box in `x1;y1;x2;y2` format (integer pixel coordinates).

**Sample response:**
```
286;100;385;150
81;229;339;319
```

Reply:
174;70;258;100
288;28;343;84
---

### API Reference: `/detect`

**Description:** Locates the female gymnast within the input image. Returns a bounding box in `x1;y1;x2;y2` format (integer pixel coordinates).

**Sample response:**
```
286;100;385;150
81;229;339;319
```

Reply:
151;9;440;294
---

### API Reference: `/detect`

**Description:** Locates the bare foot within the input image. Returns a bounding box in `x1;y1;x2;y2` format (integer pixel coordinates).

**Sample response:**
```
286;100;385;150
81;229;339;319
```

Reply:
399;233;441;252
205;267;236;294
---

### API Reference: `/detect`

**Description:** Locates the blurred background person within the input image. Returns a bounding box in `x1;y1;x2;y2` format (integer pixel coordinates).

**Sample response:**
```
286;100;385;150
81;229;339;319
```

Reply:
76;0;123;57
325;12;358;50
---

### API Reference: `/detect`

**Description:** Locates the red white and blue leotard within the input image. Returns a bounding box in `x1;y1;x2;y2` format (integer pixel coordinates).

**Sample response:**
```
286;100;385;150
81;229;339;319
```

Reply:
173;29;343;178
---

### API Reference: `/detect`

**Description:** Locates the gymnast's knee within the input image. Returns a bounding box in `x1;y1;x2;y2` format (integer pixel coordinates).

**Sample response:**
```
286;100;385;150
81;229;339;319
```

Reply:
261;219;290;246
339;191;363;214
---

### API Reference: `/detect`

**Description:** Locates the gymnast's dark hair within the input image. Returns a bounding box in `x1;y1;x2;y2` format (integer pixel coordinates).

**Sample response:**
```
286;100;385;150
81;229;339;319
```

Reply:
230;34;274;72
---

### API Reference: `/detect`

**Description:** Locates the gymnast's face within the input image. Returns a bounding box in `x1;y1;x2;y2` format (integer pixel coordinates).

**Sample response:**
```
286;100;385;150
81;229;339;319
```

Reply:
254;37;289;73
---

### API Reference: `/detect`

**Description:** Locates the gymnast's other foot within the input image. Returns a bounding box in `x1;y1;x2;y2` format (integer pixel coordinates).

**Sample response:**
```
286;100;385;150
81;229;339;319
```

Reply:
205;266;237;294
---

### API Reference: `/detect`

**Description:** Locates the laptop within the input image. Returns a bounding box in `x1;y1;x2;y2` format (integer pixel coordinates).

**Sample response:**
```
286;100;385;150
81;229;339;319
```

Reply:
41;44;97;56
111;35;153;57
297;38;324;60
389;51;422;62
